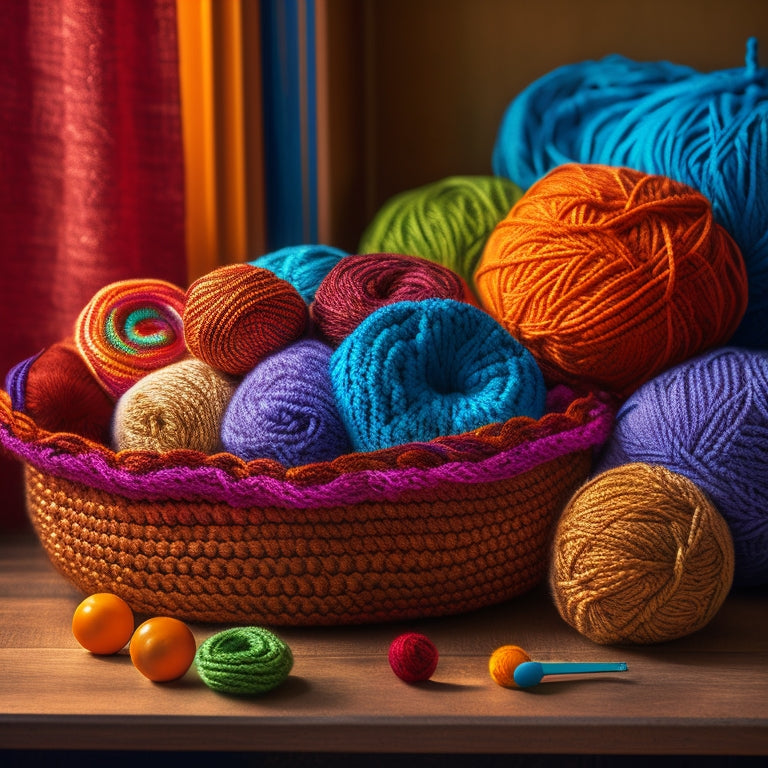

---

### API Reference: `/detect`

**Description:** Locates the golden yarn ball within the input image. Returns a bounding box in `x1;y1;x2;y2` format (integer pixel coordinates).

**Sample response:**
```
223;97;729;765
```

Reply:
488;644;531;688
549;462;735;645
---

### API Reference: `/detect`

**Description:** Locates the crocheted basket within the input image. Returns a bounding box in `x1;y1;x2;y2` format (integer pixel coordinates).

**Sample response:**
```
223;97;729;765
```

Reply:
0;386;613;626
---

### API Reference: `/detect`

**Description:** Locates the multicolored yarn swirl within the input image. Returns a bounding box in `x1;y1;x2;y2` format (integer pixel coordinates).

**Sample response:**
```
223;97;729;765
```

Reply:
330;298;546;452
549;462;735;645
5;341;114;444
112;357;238;454
310;252;477;347
358;175;523;287
184;264;308;376
194;627;293;695
475;163;748;398
74;279;187;399
249;243;348;304
597;347;768;586
221;339;351;467
492;39;768;347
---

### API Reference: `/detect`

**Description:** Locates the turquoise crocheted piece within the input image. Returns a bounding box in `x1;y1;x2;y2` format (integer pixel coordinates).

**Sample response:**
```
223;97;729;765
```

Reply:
329;298;546;452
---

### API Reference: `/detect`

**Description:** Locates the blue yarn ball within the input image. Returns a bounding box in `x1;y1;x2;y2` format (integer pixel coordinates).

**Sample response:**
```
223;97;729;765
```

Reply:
221;339;351;467
492;39;768;348
329;298;546;452
249;244;348;304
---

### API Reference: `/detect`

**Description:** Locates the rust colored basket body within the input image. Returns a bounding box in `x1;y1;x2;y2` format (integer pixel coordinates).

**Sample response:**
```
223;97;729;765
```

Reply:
1;387;613;626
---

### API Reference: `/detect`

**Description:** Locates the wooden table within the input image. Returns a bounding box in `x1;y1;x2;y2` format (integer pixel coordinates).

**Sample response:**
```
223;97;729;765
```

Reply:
1;533;767;758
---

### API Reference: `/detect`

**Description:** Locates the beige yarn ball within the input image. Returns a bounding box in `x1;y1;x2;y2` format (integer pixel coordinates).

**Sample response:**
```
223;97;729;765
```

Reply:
112;357;238;454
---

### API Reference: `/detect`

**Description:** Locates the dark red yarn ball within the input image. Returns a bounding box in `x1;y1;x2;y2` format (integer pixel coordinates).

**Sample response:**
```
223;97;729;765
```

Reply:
23;340;115;443
310;252;477;346
388;632;439;683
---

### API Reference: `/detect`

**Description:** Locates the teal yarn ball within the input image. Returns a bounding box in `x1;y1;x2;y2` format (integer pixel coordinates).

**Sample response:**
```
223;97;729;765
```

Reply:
249;244;348;304
329;298;546;452
357;175;523;287
195;627;294;696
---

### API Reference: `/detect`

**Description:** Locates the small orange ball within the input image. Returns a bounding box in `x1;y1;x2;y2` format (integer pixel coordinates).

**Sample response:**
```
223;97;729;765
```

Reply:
489;644;531;688
72;593;135;655
129;616;197;682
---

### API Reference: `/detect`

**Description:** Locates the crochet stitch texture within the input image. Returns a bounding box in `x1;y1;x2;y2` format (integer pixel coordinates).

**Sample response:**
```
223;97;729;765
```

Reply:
330;298;546;452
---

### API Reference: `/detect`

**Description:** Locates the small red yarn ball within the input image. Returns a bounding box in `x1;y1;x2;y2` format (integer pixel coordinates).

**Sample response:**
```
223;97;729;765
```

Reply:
183;264;308;376
388;632;439;683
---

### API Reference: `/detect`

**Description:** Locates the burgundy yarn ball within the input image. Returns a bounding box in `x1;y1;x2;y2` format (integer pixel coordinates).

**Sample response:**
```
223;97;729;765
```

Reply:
310;252;477;346
388;632;439;683
5;340;114;443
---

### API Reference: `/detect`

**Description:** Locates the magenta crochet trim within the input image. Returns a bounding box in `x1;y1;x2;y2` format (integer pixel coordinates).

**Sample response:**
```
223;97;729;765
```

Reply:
0;389;613;509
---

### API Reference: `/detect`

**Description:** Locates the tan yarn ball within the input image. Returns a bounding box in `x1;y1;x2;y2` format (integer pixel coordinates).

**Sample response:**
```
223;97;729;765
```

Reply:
112;357;238;454
549;462;735;645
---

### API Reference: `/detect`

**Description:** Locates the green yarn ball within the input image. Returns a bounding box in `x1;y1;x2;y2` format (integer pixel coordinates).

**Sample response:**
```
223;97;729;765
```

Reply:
358;175;523;287
195;627;294;695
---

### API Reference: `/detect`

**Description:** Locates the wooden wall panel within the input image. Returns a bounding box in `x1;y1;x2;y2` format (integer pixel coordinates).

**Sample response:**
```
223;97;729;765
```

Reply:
318;0;768;251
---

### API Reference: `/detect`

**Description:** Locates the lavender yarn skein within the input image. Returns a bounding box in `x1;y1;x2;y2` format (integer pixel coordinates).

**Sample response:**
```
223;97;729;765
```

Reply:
221;339;351;467
597;347;768;586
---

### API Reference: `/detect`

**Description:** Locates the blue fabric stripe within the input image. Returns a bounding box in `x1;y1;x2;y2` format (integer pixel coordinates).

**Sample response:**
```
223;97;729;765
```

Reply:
260;0;317;250
304;0;318;244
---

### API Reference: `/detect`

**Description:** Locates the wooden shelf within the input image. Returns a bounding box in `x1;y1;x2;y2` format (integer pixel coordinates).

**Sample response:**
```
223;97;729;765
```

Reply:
1;534;766;756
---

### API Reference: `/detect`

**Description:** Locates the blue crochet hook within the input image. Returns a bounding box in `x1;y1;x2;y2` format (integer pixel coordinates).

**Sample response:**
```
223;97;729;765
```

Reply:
513;660;628;688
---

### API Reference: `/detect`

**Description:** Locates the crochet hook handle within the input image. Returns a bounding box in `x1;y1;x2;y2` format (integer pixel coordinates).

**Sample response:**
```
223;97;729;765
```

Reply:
513;660;628;688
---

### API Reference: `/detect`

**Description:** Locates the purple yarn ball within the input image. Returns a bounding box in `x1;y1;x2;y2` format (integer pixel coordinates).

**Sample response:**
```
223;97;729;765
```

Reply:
596;347;768;586
4;350;42;411
221;339;351;467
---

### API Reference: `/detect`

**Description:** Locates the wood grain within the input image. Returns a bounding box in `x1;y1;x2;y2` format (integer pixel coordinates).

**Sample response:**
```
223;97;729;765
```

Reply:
1;534;766;754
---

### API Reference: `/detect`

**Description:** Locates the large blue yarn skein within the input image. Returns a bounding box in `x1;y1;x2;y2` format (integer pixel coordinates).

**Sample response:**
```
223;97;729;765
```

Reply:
493;39;768;348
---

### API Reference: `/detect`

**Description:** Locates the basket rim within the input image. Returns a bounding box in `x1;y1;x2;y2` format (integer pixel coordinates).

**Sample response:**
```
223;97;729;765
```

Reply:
0;386;613;508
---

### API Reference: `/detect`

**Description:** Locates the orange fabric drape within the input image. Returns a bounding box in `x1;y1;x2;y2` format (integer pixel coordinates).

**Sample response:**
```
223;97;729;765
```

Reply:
176;0;266;282
0;0;188;530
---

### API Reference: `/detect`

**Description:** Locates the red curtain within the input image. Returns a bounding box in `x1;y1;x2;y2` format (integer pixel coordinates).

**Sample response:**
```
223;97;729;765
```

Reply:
0;0;188;530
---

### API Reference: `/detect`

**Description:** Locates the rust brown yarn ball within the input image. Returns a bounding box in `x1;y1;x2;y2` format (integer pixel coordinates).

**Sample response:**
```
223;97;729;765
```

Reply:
183;264;308;376
549;462;735;645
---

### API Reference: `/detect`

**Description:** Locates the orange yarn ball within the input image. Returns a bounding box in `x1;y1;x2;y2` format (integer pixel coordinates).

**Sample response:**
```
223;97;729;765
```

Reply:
549;462;735;645
488;644;531;688
475;164;748;398
184;264;308;376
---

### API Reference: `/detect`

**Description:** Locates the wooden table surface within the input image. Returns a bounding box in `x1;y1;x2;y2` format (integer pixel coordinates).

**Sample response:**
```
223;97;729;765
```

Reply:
1;533;767;757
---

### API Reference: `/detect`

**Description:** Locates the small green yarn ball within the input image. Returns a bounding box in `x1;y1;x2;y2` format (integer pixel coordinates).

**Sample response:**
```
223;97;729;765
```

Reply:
358;174;523;287
195;626;294;695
